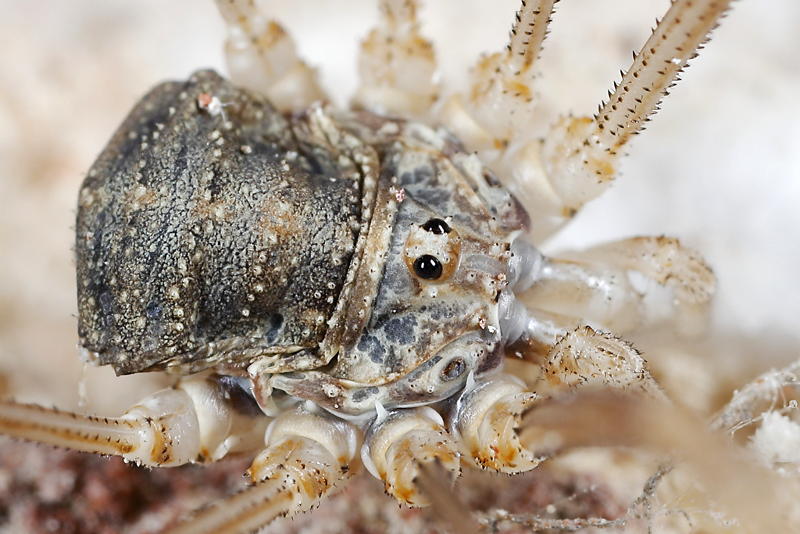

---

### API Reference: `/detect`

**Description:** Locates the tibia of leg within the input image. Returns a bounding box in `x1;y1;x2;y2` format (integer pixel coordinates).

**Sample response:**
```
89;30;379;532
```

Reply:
0;373;269;466
353;0;438;120
590;0;734;154
164;474;296;534
167;409;358;534
507;0;559;77
214;0;326;111
362;406;460;506
449;374;540;473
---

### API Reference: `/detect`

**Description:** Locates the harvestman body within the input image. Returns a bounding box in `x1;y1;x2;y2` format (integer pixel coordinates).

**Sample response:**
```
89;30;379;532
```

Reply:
0;1;724;531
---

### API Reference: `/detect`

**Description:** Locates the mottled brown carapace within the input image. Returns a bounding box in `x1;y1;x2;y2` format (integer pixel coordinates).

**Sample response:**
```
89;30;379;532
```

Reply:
76;71;363;375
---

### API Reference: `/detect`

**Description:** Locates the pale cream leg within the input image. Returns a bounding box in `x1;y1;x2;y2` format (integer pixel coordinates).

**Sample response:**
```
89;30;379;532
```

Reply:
353;0;438;120
440;1;733;240
166;409;357;534
362;406;460;506
526;0;734;238
0;373;269;466
439;0;558;153
215;0;326;111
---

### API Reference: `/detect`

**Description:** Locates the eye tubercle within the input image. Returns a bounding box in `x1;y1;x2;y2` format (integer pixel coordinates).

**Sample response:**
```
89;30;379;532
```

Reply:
405;218;461;282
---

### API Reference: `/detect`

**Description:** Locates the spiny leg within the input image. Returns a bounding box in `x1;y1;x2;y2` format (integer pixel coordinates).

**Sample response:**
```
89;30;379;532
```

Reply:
589;0;733;154
215;0;326;110
353;0;438;120
507;0;559;77
443;1;733;240
0;373;268;466
534;0;734;238
166;409;357;534
440;0;558;151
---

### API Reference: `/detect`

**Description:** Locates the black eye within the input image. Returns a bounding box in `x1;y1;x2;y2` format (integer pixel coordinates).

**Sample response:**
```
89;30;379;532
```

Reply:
421;218;451;235
441;358;466;381
413;255;443;280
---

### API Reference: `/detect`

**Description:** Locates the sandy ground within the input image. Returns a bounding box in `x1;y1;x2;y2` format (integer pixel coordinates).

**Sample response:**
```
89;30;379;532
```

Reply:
0;1;798;532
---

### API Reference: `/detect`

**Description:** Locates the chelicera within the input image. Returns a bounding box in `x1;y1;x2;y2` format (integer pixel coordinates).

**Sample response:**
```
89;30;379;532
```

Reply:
0;0;728;532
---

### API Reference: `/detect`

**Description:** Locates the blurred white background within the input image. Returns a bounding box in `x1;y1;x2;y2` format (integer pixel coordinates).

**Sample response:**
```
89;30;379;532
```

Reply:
0;0;798;412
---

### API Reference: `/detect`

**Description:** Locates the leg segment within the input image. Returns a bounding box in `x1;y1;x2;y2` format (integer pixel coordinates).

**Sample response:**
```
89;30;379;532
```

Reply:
530;0;734;237
440;1;733;239
439;0;558;152
166;408;357;534
587;0;734;154
215;0;326;111
518;236;715;336
449;374;539;473
465;261;666;466
353;0;438;120
362;406;460;506
507;0;560;77
538;326;664;399
0;388;198;466
0;373;268;466
519;257;643;333
451;331;662;471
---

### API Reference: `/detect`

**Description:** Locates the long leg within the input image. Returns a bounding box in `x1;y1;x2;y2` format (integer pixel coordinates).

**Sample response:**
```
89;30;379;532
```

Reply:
0;372;268;466
353;0;439;120
441;1;733;240
534;0;734;237
439;0;558;151
215;0;326;110
166;409;357;534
